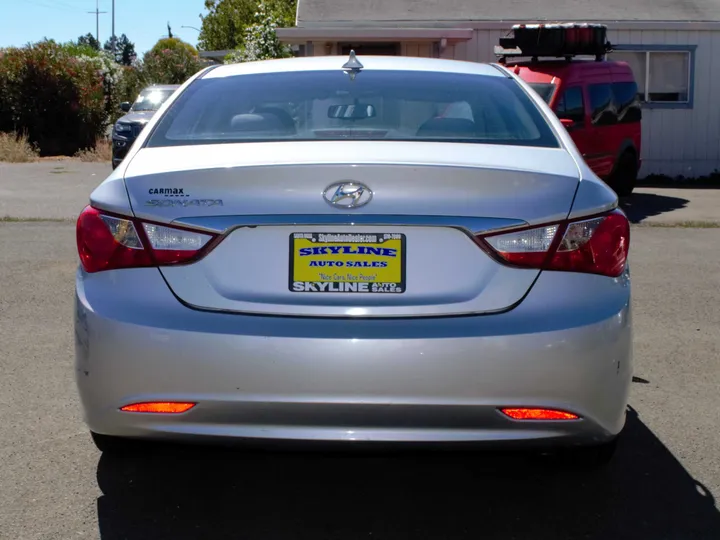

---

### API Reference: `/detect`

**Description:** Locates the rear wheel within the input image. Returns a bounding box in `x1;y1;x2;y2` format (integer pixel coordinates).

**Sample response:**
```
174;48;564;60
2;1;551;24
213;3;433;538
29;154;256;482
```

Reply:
91;431;137;453
537;437;619;469
608;151;638;197
569;437;618;468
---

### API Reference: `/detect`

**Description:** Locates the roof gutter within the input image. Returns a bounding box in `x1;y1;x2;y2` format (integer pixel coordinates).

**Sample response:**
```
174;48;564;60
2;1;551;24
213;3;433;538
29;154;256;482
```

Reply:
276;27;474;44
291;20;720;32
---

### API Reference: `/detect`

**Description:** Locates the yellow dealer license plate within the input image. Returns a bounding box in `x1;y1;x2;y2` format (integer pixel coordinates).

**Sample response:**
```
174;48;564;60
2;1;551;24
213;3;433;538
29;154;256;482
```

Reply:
290;232;406;293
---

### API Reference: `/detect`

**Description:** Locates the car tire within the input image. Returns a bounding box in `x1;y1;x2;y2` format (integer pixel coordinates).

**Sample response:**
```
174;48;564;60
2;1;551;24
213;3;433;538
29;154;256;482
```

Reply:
91;431;137;453
608;151;638;197
570;437;618;468
537;436;619;469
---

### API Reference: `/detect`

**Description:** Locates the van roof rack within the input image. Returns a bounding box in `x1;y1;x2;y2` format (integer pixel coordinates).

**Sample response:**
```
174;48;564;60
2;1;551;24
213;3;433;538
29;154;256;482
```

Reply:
495;23;613;64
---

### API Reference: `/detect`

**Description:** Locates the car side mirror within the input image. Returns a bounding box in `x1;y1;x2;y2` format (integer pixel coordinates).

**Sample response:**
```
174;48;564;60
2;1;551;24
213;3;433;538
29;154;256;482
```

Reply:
559;118;576;130
120;102;131;113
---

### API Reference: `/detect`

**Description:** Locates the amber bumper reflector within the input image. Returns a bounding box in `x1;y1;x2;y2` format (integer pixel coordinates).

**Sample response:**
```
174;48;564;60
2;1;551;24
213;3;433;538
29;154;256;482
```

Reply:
500;408;579;420
120;402;196;414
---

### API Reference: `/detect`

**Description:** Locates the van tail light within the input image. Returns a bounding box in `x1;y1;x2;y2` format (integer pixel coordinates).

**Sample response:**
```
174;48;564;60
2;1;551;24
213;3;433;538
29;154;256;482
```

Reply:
479;209;629;278
76;206;218;273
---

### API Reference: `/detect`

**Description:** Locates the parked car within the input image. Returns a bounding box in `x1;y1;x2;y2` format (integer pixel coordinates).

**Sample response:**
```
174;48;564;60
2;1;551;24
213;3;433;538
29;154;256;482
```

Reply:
515;62;642;196
497;24;642;196
111;85;180;169
75;54;632;466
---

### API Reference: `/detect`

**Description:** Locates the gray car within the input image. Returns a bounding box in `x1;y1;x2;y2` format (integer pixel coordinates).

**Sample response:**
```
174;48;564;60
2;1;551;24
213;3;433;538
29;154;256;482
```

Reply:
112;85;180;168
75;54;632;465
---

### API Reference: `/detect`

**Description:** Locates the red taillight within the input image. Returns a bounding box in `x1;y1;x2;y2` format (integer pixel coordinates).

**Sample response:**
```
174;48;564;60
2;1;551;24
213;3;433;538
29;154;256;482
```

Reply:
500;408;580;420
76;206;217;273
120;402;196;414
480;209;629;278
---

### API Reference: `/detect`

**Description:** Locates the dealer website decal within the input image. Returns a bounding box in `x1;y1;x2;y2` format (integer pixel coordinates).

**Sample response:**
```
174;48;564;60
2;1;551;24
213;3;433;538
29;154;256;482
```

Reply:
289;232;406;293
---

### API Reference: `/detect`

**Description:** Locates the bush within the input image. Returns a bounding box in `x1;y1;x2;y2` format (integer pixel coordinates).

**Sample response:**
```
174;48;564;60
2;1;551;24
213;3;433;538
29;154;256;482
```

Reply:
0;37;205;157
0;41;107;156
0;132;39;162
109;65;147;123
75;137;112;162
143;38;205;85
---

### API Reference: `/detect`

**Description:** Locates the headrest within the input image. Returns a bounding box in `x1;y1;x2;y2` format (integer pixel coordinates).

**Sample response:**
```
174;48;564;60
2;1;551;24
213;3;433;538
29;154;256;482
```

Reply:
230;113;287;132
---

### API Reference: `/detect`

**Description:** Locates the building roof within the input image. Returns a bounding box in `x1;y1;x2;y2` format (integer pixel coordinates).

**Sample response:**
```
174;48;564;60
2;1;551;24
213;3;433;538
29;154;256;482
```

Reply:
297;0;720;25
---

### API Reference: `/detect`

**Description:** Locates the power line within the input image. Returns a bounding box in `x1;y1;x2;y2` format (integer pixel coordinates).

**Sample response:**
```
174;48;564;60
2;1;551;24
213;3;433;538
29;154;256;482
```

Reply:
23;0;70;11
28;0;83;10
88;0;107;44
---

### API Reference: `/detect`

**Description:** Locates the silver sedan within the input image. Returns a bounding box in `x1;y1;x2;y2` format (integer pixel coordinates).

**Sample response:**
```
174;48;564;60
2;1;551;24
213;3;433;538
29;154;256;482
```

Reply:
75;54;632;465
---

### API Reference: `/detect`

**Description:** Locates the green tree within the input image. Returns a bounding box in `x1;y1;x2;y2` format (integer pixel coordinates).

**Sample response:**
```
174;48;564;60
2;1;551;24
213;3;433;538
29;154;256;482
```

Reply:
77;33;100;50
269;0;296;27
199;0;296;51
151;37;199;56
103;34;137;66
224;2;292;63
142;38;204;84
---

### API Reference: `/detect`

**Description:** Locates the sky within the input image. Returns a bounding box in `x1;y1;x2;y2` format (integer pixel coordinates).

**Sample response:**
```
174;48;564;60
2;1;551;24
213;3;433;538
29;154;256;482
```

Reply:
0;0;207;54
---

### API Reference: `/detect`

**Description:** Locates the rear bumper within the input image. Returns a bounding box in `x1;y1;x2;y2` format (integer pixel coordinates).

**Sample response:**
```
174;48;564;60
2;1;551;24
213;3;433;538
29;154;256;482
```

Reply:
75;267;632;447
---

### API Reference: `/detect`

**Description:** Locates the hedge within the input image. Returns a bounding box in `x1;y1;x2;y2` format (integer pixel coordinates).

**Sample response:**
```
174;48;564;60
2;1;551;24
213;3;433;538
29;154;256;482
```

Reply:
0;41;107;156
0;38;205;156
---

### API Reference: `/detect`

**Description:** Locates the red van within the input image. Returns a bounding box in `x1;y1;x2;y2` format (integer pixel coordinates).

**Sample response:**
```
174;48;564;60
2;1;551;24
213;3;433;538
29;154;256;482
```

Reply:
497;25;642;196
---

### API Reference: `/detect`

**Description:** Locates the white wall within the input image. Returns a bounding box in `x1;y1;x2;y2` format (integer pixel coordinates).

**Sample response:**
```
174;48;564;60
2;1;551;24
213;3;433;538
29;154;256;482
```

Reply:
452;28;720;178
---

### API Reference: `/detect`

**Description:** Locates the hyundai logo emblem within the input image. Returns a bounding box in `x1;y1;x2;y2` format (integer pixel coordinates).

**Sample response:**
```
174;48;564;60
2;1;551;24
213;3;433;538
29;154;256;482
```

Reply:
323;182;373;209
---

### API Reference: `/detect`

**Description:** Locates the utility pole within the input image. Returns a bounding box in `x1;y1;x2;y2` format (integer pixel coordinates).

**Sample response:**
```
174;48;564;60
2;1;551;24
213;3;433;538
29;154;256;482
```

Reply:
87;0;107;45
111;0;116;56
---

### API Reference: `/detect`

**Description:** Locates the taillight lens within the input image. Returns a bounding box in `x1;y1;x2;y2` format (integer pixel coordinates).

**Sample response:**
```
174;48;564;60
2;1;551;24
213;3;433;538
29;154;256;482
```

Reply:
76;206;217;273
479;209;629;278
484;224;559;268
142;223;213;265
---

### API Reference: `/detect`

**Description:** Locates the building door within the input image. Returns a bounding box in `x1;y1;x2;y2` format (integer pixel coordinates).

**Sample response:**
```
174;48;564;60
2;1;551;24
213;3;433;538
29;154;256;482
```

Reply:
339;43;400;56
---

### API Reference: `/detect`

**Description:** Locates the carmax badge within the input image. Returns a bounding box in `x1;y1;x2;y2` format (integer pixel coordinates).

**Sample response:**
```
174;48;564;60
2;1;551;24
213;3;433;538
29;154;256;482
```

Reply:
145;199;224;207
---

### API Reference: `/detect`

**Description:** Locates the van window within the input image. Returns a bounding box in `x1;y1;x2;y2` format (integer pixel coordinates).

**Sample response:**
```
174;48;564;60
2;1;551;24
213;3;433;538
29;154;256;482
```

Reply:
555;87;585;125
588;83;616;126
612;82;642;124
527;83;556;103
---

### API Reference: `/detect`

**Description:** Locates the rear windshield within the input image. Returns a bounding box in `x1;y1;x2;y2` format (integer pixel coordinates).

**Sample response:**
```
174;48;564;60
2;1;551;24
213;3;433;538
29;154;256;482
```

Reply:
146;70;559;149
527;83;557;104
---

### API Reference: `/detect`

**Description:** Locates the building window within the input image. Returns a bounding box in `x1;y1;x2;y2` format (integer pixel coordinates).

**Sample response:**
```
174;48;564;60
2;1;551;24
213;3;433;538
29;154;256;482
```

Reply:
609;47;695;108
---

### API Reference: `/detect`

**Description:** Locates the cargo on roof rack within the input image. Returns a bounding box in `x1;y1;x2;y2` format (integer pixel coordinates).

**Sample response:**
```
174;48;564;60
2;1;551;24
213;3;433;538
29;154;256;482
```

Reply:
495;23;613;63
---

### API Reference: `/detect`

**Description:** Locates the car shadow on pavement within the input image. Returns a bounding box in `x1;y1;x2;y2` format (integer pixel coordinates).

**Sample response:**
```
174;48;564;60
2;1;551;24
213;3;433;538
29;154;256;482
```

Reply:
620;193;689;224
95;407;719;540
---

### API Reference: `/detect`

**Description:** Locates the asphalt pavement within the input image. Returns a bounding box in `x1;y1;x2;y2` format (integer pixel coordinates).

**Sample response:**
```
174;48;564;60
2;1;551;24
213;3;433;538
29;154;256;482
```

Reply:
0;161;111;220
1;163;719;539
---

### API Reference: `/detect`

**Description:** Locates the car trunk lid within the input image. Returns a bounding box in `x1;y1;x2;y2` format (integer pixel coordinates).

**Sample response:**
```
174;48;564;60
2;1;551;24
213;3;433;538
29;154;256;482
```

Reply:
123;142;580;317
